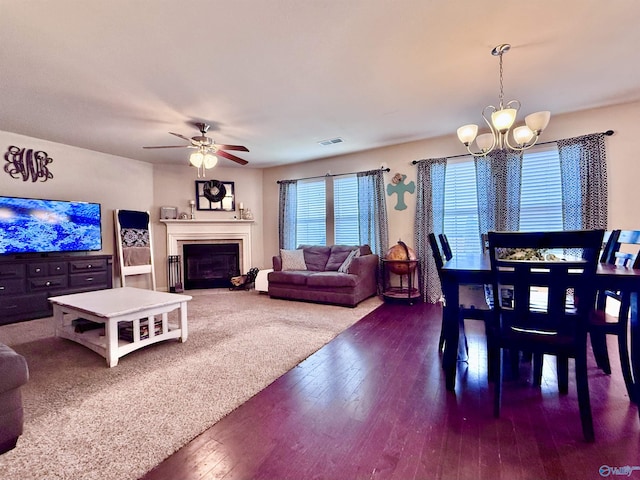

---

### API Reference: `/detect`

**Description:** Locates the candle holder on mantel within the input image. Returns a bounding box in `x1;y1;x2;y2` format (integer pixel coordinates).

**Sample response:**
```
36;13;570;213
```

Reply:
189;200;196;220
238;202;244;220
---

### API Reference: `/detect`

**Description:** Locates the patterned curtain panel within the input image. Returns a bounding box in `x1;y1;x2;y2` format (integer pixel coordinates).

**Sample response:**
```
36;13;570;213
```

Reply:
475;149;522;235
357;169;389;256
278;180;297;250
414;158;446;303
557;133;608;230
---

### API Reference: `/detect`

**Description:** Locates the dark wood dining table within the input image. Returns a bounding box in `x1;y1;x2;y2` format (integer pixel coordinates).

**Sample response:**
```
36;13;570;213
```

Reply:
440;254;640;407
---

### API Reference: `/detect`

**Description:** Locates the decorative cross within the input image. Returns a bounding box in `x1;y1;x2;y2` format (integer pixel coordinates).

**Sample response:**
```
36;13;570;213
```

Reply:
386;174;415;211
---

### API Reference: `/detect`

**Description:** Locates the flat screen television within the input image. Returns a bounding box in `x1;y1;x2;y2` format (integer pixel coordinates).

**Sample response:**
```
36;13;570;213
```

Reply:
0;195;102;255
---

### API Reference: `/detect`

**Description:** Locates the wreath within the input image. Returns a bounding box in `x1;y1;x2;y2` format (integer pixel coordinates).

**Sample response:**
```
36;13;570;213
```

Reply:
203;180;226;203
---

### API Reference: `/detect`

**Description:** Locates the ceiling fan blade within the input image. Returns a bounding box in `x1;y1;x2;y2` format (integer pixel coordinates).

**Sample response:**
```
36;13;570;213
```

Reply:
142;145;188;149
216;144;249;152
168;132;193;142
216;149;248;165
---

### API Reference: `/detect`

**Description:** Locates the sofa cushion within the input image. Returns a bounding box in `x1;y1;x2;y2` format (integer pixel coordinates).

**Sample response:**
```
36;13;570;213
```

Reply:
280;249;307;271
307;271;358;288
268;270;314;286
359;244;373;256
326;245;359;271
298;245;331;271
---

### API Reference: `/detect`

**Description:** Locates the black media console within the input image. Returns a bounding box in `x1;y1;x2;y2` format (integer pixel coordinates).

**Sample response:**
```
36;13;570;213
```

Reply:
0;254;113;325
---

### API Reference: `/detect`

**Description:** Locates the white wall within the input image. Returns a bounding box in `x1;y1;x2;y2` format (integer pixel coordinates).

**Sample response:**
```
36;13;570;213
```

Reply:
262;100;640;260
3;99;636;291
0;131;266;291
0;130;154;263
152;163;265;290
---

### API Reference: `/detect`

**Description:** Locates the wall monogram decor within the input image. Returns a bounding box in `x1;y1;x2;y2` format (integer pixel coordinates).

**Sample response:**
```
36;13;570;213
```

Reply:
4;145;54;182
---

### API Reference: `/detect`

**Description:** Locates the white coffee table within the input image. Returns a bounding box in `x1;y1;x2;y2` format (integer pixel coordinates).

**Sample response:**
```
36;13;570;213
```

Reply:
49;287;192;367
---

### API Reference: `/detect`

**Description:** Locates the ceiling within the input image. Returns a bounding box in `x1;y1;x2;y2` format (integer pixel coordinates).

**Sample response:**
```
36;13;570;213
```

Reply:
2;0;639;169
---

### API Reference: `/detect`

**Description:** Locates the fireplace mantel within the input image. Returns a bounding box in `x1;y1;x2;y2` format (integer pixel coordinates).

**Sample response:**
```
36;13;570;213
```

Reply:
160;219;253;273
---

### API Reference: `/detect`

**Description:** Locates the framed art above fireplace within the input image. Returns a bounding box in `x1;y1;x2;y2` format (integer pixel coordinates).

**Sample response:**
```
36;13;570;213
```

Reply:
195;180;235;211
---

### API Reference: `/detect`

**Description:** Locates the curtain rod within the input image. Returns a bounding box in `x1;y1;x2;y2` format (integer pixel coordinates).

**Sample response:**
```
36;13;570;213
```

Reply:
410;129;615;164
277;167;390;184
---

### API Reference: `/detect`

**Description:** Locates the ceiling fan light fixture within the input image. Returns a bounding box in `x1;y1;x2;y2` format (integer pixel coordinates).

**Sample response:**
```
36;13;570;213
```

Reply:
189;151;204;168
203;152;218;169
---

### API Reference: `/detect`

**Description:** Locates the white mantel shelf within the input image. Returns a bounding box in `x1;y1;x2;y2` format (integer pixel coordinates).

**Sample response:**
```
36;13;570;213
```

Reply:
160;219;255;224
160;219;254;272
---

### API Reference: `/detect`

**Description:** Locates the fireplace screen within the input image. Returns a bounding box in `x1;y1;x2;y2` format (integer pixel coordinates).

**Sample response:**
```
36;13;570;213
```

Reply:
183;243;240;289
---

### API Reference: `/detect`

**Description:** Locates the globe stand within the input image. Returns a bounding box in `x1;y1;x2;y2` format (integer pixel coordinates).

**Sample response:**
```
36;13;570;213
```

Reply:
381;258;420;304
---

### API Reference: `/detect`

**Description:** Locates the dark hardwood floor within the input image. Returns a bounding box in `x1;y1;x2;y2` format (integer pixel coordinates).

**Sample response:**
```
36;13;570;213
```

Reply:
142;301;640;480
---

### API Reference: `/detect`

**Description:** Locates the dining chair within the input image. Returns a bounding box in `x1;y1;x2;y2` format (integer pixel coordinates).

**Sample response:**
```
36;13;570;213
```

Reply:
590;229;640;402
438;233;453;261
488;229;604;442
429;233;496;377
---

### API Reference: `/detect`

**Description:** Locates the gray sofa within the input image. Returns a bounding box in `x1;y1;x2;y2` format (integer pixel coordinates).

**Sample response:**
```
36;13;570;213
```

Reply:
0;343;29;454
268;244;379;307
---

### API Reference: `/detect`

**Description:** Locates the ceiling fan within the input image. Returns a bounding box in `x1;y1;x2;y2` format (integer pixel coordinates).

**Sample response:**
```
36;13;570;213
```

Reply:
143;122;249;166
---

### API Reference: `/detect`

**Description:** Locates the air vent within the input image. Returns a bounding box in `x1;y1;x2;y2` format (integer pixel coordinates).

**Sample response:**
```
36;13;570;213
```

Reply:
318;137;344;146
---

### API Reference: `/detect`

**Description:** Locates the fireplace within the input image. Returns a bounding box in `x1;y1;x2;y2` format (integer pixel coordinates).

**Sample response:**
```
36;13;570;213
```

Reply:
161;219;253;292
183;243;240;289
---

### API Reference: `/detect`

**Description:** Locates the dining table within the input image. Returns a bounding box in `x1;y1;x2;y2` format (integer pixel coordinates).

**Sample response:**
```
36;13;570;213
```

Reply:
440;253;640;409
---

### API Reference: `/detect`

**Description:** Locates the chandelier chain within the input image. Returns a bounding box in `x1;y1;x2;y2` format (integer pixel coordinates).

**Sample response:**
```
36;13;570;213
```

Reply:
498;51;504;110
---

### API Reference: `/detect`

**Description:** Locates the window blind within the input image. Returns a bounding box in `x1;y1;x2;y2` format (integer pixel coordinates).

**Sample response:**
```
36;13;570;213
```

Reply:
334;175;359;245
296;179;326;246
443;159;481;254
519;146;563;232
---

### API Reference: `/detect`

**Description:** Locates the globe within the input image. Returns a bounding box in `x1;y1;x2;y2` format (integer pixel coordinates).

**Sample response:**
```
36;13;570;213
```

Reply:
385;241;417;275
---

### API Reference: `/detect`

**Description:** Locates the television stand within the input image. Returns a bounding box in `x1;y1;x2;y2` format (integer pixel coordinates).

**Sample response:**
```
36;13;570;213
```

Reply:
0;254;113;326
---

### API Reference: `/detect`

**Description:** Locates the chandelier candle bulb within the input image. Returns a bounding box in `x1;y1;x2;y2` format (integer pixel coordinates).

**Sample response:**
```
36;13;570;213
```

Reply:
476;133;494;153
513;126;535;145
457;125;478;145
525;111;551;133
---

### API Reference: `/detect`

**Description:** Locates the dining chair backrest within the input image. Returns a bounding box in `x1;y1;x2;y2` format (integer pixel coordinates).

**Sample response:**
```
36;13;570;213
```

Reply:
428;233;444;271
488;230;603;339
487;229;604;442
600;230;621;264
438;234;453;261
481;233;489;253
609;229;640;268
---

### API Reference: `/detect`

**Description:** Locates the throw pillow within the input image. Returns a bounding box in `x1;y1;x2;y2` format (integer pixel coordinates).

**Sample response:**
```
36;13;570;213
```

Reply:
280;249;307;271
338;248;360;273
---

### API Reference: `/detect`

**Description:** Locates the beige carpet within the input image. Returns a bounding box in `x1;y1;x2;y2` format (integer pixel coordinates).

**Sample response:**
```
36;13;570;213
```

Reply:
0;289;381;480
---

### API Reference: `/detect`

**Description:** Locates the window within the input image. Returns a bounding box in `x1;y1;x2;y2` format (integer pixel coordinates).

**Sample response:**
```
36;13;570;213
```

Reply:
296;179;326;245
443;159;481;254
295;175;359;246
518;146;563;232
442;146;564;255
334;176;359;245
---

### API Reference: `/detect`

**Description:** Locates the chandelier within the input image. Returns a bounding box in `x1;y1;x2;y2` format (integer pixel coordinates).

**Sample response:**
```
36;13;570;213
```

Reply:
189;147;218;178
456;44;550;157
